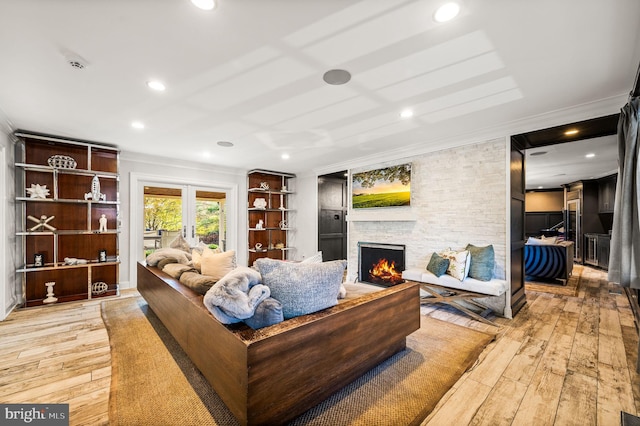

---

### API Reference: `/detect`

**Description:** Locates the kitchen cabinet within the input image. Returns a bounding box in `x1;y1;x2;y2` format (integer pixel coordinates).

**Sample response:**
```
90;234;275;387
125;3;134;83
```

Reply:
598;174;617;213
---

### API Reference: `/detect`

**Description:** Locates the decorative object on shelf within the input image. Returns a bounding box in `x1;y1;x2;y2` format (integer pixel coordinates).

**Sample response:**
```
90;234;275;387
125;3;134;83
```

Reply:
281;185;287;192
26;183;50;199
279;194;286;210
43;281;58;304
33;253;44;267
255;219;264;230
64;257;88;265
91;281;108;296
28;215;56;232
279;219;288;229
255;243;263;251
259;182;270;190
253;198;267;209
99;214;108;232
47;154;77;169
85;175;106;201
275;242;285;249
98;249;107;263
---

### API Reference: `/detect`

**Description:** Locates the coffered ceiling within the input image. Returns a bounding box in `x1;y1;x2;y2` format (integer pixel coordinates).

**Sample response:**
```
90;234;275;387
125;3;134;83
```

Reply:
0;0;639;174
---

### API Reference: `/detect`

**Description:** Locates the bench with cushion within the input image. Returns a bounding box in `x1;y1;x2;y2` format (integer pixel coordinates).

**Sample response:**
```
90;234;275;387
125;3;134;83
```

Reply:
401;244;509;325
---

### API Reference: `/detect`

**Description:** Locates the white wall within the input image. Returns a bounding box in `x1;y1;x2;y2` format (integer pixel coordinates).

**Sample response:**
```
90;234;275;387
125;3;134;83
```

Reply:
119;152;246;288
0;109;17;320
295;138;509;306
347;138;507;280
290;173;318;260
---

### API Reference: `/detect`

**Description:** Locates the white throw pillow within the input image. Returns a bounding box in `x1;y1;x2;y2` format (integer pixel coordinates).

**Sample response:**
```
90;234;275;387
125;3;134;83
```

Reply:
541;235;558;244
439;248;471;281
301;251;323;263
192;245;222;271
201;250;236;281
527;236;555;245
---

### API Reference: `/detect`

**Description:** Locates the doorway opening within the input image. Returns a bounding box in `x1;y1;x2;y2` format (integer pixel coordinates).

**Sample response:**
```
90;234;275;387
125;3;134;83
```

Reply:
317;171;348;262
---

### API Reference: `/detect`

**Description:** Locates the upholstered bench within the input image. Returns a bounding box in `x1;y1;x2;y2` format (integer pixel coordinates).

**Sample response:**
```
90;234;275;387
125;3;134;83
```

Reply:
402;268;508;326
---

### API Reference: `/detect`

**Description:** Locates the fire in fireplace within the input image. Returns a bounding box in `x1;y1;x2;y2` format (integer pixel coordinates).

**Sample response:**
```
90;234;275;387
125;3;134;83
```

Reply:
358;242;406;286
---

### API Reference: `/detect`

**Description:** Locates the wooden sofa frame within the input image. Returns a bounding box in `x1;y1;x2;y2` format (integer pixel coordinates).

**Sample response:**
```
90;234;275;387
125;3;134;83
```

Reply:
137;263;420;425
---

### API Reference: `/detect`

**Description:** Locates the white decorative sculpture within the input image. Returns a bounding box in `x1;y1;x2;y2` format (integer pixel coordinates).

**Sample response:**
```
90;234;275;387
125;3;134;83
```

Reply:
26;184;50;199
279;219;288;229
255;243;263;251
279;194;286;210
99;214;107;232
64;257;88;265
85;175;106;201
255;219;264;229
253;198;267;209
259;182;269;190
28;215;56;231
43;282;58;304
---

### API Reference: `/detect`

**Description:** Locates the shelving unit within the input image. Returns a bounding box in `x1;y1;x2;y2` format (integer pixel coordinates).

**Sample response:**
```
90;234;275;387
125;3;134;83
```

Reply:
14;131;120;307
247;169;295;266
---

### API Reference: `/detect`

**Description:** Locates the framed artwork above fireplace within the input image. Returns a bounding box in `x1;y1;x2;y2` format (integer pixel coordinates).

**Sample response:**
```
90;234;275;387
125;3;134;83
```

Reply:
351;163;411;209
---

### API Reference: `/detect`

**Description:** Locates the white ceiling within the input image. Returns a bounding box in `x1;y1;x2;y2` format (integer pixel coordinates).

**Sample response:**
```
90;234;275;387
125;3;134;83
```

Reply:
525;135;618;190
0;0;639;174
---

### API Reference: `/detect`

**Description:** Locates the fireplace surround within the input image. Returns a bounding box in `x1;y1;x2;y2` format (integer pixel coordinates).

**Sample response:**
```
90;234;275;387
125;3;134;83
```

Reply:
358;242;406;286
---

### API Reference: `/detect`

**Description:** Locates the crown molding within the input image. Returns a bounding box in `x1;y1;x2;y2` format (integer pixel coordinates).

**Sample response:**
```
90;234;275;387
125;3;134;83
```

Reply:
119;149;245;177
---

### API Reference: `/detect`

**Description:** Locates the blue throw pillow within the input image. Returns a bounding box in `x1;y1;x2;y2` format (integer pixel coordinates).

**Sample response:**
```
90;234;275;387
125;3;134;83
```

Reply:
426;252;449;277
465;244;495;281
244;297;284;329
256;258;346;319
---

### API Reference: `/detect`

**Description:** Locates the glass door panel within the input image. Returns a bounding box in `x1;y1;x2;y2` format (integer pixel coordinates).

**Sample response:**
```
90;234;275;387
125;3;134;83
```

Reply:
143;186;184;257
193;189;226;251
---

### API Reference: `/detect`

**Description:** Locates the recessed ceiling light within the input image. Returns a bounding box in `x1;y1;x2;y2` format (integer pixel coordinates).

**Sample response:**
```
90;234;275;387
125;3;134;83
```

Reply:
191;0;216;10
530;151;547;156
400;109;414;119
323;69;351;85
585;153;595;158
434;2;460;23
217;141;234;147
146;80;166;91
565;129;579;136
203;151;211;158
131;121;145;129
538;186;544;189
281;153;290;160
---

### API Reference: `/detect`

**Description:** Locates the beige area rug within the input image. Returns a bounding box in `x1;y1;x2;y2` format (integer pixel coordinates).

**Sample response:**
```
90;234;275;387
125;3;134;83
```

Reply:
525;264;584;296
102;297;495;426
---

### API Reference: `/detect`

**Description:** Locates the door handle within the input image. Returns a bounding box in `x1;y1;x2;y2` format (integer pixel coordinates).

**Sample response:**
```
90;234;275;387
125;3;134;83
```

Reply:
183;226;186;238
192;225;195;238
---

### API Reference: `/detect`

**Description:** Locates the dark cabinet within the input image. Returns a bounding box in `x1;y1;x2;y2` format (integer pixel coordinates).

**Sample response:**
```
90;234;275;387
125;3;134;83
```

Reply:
598;174;616;213
597;234;610;270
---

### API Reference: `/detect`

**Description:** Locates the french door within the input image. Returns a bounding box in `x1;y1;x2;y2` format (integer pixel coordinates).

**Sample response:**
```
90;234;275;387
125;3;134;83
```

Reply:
142;184;226;257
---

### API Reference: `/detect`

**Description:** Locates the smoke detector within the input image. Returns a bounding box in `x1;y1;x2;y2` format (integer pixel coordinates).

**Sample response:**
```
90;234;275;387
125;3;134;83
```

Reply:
68;60;86;70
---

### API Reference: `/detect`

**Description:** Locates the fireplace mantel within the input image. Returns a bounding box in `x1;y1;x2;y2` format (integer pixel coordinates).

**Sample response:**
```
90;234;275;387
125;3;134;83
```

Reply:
346;211;417;222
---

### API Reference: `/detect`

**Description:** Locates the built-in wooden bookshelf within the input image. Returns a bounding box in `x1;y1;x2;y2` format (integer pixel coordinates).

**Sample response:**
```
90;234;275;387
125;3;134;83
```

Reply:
14;131;120;307
247;169;294;266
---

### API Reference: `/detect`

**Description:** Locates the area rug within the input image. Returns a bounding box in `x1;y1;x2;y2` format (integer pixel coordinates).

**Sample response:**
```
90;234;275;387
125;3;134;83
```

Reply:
102;297;495;426
525;264;584;296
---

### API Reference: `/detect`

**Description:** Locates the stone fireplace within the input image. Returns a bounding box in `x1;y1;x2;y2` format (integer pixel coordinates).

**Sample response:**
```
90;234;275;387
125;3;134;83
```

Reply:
358;242;406;286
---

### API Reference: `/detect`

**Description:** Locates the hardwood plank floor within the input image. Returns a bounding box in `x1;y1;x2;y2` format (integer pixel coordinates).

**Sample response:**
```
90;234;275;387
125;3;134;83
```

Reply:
423;266;640;426
0;267;638;425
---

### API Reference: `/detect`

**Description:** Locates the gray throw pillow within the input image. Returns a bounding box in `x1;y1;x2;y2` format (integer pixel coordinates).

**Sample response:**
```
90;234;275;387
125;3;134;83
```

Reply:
426;252;449;277
465;244;495;281
255;258;347;319
244;297;284;329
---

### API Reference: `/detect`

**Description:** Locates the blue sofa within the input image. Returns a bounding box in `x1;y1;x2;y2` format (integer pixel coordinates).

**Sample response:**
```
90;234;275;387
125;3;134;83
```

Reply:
524;241;574;280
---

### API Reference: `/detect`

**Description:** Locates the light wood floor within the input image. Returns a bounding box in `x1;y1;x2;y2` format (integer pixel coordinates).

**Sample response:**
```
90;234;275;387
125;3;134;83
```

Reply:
423;266;640;426
0;266;638;425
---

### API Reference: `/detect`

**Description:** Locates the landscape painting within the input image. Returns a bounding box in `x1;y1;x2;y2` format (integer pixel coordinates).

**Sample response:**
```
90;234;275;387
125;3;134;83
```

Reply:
352;163;411;209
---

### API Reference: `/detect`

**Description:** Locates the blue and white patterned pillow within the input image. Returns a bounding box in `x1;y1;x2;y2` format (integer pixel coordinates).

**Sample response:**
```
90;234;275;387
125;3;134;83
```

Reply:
256;258;347;319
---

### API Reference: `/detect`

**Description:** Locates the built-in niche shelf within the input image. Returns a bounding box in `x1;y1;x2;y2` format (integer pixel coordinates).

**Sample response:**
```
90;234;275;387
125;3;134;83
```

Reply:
346;211;417;222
